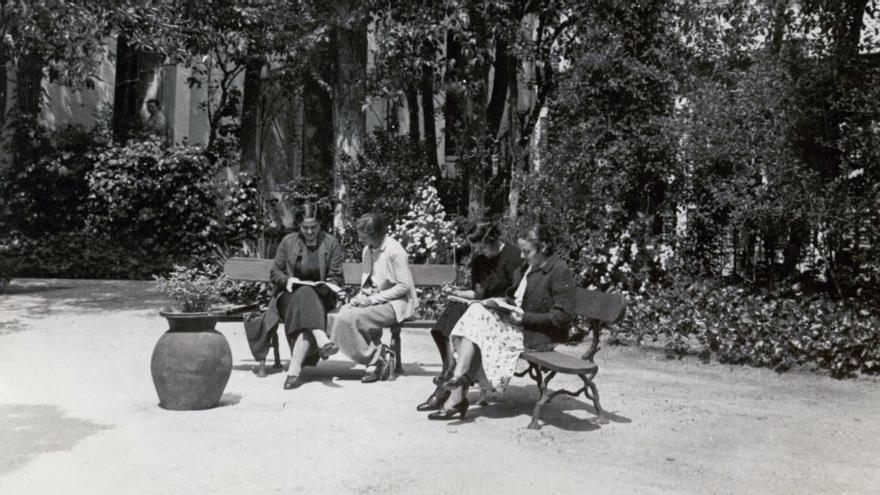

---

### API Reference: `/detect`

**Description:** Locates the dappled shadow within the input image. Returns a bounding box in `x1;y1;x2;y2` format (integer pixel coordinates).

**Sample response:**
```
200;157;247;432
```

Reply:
0;318;27;336
0;280;166;323
0;404;112;475
446;384;630;432
1;284;72;295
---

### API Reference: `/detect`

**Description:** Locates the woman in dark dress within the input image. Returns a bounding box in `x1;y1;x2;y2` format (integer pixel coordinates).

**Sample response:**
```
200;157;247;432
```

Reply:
267;203;345;390
416;220;521;411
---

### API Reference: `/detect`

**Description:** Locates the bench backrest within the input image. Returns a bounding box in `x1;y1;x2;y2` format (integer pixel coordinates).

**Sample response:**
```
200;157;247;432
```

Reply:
574;288;626;324
223;257;457;287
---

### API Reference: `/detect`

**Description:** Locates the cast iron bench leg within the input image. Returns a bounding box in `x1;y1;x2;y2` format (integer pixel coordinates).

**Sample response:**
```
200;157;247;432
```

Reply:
270;331;283;369
528;366;558;430
390;325;403;375
581;373;608;424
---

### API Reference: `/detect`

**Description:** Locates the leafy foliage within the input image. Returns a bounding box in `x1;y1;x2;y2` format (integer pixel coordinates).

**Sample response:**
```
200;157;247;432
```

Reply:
154;265;227;312
615;277;880;379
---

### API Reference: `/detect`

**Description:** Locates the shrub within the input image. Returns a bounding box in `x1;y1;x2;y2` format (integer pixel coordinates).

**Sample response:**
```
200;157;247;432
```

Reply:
340;129;436;226
86;138;224;270
614;277;880;379
0;123;108;238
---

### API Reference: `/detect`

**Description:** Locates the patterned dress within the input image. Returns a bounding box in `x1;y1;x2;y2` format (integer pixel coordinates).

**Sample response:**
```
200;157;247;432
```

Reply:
449;304;524;391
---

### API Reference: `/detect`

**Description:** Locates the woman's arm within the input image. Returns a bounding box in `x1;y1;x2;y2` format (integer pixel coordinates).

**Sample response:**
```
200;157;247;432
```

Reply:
269;236;292;291
520;266;576;331
325;236;345;287
368;251;412;304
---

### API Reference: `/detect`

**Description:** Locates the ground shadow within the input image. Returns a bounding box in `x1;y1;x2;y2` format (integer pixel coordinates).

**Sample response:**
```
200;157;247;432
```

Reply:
217;393;242;407
0;280;166;323
1;284;72;295
447;385;631;432
0;404;112;475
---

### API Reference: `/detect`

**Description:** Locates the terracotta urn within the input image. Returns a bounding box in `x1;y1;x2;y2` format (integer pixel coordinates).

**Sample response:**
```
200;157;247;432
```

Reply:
150;310;232;410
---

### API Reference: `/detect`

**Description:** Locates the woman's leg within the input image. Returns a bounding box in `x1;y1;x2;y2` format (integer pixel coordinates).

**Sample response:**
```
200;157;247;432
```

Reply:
287;331;313;377
452;337;476;378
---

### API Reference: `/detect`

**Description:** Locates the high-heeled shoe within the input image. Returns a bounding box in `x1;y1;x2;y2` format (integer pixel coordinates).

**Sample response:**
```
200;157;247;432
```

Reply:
428;397;469;420
441;374;474;391
416;387;451;411
283;375;305;390
432;369;453;386
318;342;339;360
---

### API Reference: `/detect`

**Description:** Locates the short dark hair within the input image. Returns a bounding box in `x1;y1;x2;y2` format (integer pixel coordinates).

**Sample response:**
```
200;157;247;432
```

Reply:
147;98;160;107
466;219;501;245
517;222;555;255
294;202;320;226
356;212;386;240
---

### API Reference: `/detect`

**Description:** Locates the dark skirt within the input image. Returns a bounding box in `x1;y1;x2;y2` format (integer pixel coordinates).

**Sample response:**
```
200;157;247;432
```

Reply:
276;286;336;368
432;301;469;337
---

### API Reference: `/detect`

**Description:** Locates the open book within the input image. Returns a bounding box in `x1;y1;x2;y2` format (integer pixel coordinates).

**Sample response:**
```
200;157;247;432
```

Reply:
447;295;523;315
287;277;345;295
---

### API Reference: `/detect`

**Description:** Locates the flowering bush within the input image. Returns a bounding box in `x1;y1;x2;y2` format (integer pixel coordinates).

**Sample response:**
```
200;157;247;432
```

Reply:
577;220;676;293
154;265;227;313
391;184;459;264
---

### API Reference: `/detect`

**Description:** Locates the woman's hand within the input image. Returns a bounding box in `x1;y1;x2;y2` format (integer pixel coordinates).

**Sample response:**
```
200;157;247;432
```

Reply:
349;294;372;308
506;310;524;326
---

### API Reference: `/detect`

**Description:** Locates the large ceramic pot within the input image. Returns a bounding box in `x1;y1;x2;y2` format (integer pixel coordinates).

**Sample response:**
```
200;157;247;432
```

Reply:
150;310;232;410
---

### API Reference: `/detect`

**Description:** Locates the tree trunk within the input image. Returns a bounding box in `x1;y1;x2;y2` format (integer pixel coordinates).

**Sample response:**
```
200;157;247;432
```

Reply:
405;84;420;145
506;54;524;220
240;57;264;174
420;64;439;172
0;45;7;134
16;52;44;119
332;11;367;234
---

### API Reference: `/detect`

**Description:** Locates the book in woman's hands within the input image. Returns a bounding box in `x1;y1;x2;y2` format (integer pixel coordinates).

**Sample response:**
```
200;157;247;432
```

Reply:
446;295;523;315
287;277;344;295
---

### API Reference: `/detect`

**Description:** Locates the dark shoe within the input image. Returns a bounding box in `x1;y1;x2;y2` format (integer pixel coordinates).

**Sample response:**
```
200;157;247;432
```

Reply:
318;342;339;360
417;388;451;412
361;361;384;383
432;369;454;386
283;375;305;390
442;374;474;391
252;360;268;378
428;398;469;420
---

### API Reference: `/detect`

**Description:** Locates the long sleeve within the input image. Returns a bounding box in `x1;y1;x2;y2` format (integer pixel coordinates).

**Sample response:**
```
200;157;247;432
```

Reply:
521;264;575;332
269;237;292;290
369;251;412;304
325;237;345;287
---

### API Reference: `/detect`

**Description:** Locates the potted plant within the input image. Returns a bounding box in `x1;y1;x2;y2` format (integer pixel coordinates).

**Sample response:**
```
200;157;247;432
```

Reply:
151;265;233;410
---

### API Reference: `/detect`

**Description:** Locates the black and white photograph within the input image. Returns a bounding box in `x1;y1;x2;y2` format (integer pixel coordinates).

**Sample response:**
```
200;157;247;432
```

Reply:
1;1;878;493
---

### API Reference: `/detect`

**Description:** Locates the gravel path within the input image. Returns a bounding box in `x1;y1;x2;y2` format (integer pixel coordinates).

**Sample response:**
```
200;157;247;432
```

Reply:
1;279;878;494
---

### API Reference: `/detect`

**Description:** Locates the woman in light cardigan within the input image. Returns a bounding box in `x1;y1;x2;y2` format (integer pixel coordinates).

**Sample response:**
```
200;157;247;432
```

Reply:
331;212;418;383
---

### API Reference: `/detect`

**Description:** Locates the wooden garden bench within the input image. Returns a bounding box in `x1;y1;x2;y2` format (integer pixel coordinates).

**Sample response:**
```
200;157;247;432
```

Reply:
515;288;626;430
221;257;457;374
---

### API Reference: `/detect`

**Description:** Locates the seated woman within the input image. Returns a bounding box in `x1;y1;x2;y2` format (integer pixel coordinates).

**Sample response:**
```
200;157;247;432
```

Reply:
416;220;521;411
428;222;576;420
331;212;419;383
266;202;345;390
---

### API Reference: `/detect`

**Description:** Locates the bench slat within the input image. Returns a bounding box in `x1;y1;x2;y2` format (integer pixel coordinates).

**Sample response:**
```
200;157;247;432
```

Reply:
574;288;626;323
225;257;456;287
521;350;598;374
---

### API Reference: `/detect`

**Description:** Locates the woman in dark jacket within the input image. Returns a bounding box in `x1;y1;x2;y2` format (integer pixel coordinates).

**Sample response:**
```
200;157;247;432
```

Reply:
264;203;345;390
416;220;521;411
428;222;576;420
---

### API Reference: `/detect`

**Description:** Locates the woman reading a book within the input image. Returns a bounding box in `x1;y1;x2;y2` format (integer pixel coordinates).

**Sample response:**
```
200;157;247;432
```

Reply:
265;202;345;390
428;222;576;420
330;212;419;383
416;220;521;412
